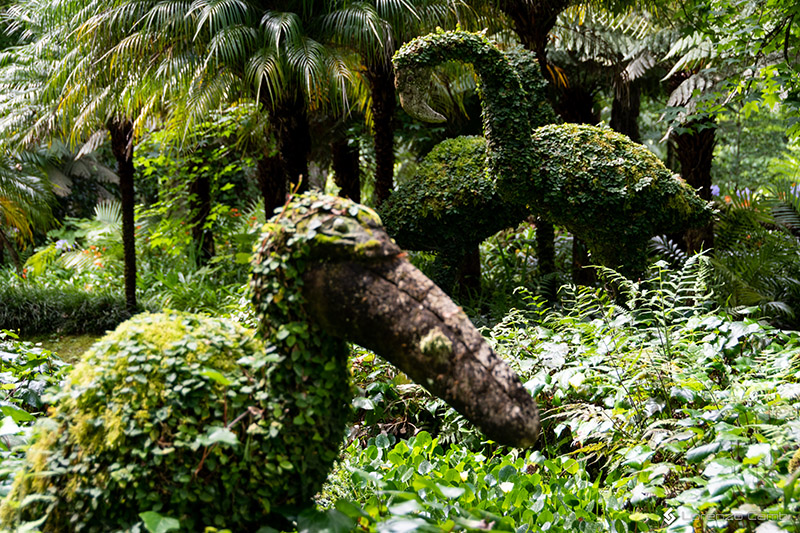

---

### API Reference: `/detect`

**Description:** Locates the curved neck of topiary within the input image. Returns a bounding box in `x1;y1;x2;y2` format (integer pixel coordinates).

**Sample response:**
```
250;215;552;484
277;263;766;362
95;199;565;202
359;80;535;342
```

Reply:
394;31;536;203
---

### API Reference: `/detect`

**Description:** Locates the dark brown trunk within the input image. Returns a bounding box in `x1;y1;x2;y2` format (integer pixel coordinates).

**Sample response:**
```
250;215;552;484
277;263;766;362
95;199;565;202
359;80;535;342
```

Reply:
331;138;360;203
256;154;286;219
365;60;396;205
610;78;641;143
189;166;214;265
108;119;137;312
501;0;570;81
455;245;481;294
0;231;21;274
671;119;716;253
272;95;310;194
571;237;596;286
536;217;555;277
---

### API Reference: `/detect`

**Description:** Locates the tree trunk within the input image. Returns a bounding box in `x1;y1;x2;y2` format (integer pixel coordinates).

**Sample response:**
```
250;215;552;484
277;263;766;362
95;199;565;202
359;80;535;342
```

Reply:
256;154;286;219
189;166;214;266
331;138;360;203
571;237;596;286
108;119;137;312
671;119;716;253
0;231;21;274
365;60;396;205
455;245;481;295
535;218;555;277
272;95;311;194
610;78;641;143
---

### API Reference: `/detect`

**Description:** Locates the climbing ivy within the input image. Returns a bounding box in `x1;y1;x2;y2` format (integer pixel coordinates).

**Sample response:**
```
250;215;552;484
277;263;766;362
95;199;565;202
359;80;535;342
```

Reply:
534;124;712;275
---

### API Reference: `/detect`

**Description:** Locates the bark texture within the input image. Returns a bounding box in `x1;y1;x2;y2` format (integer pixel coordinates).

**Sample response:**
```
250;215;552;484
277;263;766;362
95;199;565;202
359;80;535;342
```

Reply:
303;256;540;448
331;138;361;203
256;155;286;219
365;60;396;205
610;78;641;143
108;119;137;312
671;119;716;253
189;167;214;265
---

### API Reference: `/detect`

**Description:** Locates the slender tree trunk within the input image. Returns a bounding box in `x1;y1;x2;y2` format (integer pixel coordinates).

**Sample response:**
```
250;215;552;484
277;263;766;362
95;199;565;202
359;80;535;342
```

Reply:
0;231;21;274
256;154;286;219
455;245;481;294
610;78;641;143
331;138;360;203
108;119;137;312
671;119;716;253
273;95;310;194
535;218;555;276
365;60;396;205
189;165;214;265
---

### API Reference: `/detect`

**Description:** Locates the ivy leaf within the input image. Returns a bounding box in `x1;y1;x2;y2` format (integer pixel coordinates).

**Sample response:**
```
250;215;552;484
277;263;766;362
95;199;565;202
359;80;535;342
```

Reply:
199;427;238;447
139;511;180;533
199;367;231;386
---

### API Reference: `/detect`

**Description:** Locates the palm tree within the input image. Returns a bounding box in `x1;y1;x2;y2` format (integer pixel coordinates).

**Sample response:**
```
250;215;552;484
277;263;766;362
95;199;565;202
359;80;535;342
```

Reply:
321;0;463;204
0;153;54;272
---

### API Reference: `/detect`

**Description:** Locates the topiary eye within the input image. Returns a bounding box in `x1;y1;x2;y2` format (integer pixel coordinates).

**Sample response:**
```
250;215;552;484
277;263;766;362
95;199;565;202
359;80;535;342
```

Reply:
332;218;349;233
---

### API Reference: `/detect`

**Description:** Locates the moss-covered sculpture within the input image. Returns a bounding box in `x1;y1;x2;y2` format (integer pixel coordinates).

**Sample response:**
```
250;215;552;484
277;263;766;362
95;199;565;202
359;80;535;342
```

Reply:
379;47;555;287
0;192;540;531
382;30;712;283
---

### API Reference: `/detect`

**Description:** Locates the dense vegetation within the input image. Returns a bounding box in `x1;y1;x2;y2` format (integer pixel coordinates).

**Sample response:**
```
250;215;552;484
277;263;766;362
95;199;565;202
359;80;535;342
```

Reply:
0;0;799;532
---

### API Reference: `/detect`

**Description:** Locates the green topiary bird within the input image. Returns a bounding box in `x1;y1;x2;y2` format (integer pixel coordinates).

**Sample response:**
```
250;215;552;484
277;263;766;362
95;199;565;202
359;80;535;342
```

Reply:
379;46;556;289
381;31;712;287
0;192;540;532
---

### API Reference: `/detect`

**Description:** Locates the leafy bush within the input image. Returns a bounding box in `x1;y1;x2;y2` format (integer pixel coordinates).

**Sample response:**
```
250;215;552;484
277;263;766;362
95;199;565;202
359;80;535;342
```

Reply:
0;311;289;531
0;281;131;335
0;331;70;498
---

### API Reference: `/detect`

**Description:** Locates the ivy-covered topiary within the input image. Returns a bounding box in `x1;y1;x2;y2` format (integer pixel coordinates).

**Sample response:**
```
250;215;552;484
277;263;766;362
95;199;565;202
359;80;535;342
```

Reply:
0;312;285;530
380;44;555;288
386;30;712;282
534;123;710;274
0;192;541;531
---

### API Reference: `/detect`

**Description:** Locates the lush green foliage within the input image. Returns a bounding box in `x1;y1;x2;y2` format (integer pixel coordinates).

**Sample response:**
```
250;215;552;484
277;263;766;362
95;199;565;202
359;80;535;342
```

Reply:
0;312;278;531
389;30;712;282
534;123;711;275
0;279;131;335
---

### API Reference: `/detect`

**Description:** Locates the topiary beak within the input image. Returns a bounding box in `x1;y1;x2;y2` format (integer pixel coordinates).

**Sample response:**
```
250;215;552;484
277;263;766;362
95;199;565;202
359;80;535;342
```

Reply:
301;227;540;448
395;67;447;124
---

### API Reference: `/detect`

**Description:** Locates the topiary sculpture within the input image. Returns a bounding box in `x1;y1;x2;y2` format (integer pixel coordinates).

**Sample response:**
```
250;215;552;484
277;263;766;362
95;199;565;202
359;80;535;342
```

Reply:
382;30;712;285
379;47;556;289
0;192;540;532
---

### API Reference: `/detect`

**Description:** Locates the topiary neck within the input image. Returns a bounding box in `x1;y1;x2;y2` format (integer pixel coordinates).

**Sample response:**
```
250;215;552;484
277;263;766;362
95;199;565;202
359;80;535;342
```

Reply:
394;31;537;204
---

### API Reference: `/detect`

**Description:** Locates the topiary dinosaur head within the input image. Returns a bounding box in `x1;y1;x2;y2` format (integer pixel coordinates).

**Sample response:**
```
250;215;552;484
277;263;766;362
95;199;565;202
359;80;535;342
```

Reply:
251;192;540;449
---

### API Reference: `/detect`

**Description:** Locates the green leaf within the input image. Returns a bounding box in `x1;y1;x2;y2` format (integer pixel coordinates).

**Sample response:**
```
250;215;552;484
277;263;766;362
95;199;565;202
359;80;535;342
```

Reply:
202;427;238;447
686;442;721;463
199;368;232;386
139;511;180;533
352;397;374;410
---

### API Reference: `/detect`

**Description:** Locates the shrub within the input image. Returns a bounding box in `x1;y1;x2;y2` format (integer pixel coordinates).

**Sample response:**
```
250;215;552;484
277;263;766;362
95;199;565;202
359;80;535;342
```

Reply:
0;282;131;335
0;311;293;531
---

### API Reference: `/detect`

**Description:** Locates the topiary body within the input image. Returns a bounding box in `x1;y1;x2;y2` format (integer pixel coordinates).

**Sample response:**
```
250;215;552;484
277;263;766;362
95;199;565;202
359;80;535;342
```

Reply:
0;311;351;531
385;30;713;284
